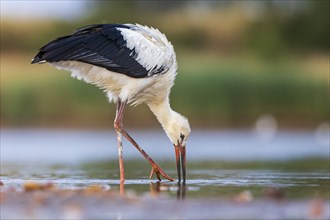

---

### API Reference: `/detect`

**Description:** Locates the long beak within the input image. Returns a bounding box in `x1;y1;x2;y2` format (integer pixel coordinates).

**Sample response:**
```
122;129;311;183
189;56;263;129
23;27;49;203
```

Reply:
174;143;186;183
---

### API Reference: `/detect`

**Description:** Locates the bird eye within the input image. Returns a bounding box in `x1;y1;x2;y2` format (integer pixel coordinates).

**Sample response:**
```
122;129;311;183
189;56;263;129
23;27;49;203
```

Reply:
180;133;185;141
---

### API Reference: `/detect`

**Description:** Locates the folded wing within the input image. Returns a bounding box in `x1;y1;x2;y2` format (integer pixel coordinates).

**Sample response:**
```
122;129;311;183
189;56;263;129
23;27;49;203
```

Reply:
32;24;152;78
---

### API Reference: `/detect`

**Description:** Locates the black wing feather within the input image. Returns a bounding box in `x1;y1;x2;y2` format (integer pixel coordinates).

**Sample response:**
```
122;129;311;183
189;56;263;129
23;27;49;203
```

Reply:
32;24;149;78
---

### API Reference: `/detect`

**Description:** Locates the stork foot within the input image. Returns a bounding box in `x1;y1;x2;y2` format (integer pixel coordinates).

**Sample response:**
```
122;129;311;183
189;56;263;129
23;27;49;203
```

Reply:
149;165;175;182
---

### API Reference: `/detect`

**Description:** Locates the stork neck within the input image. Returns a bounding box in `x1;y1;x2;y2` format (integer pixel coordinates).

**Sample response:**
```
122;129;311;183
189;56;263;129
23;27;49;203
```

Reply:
148;97;190;145
148;98;175;130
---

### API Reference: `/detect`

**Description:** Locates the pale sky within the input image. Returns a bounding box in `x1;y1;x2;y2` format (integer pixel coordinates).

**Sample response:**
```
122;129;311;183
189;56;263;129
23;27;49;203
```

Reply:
1;0;87;20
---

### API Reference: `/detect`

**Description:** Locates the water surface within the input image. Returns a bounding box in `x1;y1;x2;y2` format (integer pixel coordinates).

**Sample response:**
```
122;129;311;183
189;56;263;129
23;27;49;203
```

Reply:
1;129;329;196
1;129;329;219
1;129;328;163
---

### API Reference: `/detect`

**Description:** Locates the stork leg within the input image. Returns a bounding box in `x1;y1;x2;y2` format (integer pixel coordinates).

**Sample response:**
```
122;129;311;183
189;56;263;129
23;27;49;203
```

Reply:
114;100;174;182
114;100;126;183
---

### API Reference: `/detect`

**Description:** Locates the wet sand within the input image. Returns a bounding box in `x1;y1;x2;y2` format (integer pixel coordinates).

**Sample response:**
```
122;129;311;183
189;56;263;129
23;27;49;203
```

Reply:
1;181;329;220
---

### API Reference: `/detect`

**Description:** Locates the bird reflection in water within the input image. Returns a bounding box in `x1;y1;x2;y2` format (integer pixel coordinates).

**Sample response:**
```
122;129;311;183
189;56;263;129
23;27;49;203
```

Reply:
118;181;186;200
150;182;187;200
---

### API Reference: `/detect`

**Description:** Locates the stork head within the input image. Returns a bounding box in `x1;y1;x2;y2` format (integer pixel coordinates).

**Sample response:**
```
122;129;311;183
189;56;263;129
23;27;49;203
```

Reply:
165;111;191;147
164;111;190;183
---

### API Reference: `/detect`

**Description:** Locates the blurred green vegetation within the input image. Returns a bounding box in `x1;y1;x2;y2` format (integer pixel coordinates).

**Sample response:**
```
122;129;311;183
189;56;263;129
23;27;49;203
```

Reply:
1;1;329;129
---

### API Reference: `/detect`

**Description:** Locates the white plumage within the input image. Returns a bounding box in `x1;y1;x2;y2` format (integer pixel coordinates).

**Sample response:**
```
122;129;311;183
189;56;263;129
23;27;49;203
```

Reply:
120;24;176;75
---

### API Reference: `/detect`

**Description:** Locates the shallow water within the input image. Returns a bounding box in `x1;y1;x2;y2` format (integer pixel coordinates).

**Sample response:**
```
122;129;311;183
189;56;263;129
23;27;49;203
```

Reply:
1;160;330;219
1;129;329;197
1;129;329;219
1;128;329;163
1;161;329;200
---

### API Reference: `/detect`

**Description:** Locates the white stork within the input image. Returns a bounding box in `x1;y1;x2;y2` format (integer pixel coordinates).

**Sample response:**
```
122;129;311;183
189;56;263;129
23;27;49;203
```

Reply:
32;24;191;183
